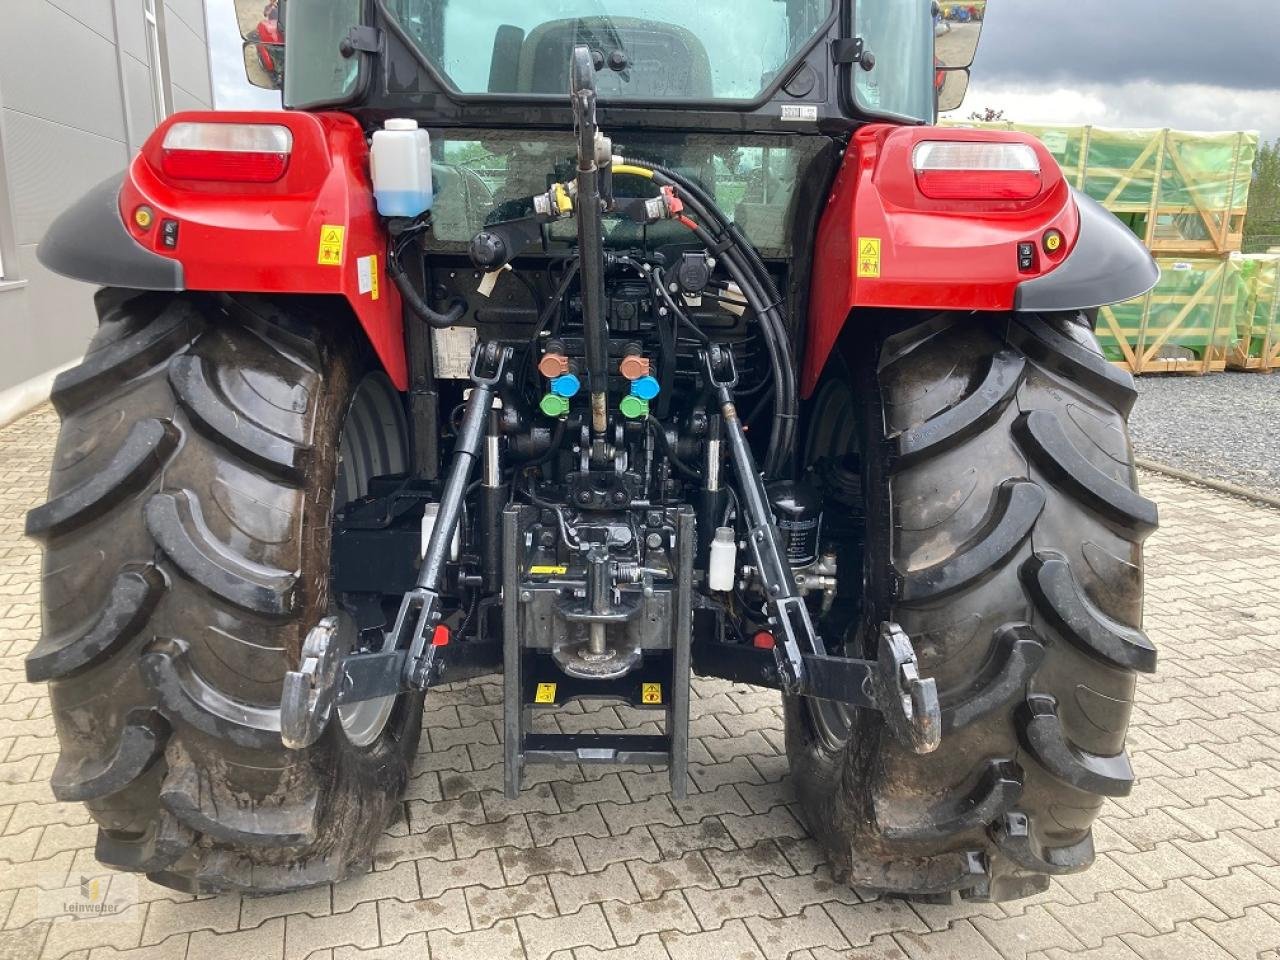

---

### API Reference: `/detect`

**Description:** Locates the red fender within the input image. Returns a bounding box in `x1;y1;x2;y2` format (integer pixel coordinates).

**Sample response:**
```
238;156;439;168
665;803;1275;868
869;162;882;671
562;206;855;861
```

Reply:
119;111;407;389
803;124;1080;397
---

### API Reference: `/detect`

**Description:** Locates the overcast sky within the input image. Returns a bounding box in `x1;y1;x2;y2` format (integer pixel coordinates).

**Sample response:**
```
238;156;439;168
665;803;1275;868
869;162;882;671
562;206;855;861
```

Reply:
950;0;1280;142
207;0;1280;143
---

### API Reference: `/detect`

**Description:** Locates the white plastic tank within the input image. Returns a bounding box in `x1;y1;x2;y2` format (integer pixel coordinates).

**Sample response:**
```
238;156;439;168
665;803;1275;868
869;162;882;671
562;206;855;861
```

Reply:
370;119;433;218
708;527;738;593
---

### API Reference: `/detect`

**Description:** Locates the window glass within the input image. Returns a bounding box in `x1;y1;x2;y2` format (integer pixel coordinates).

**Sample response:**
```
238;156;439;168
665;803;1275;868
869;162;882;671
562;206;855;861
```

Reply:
426;132;823;256
387;0;832;100
853;0;936;123
284;0;362;106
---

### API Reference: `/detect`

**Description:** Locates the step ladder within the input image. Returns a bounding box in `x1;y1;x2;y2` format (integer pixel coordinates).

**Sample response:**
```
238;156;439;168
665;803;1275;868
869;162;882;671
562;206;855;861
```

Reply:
502;506;695;799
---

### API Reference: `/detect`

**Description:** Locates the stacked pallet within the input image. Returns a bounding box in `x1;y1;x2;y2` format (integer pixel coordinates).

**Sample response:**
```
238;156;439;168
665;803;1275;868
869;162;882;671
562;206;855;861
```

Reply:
947;121;1266;373
1229;254;1280;372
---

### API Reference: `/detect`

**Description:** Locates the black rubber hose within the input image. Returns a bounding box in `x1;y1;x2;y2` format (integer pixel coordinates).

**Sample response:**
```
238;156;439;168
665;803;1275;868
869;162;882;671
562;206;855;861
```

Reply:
683;218;789;472
617;159;798;473
390;269;467;329
646;416;703;481
638;166;798;472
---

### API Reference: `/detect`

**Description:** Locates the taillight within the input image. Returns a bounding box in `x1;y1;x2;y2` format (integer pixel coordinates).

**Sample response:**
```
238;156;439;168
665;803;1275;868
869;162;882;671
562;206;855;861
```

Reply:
912;141;1042;201
160;122;292;183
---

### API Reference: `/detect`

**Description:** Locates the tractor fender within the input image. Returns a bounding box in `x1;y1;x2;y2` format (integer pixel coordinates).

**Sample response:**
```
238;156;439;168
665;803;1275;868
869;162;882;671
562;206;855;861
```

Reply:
36;111;408;390
1014;190;1160;313
803;124;1158;397
38;175;184;291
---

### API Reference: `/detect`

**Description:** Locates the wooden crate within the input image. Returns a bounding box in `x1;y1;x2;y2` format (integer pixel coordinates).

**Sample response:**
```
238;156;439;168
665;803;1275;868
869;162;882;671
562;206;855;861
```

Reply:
944;122;1258;257
1228;255;1280;372
1097;258;1239;375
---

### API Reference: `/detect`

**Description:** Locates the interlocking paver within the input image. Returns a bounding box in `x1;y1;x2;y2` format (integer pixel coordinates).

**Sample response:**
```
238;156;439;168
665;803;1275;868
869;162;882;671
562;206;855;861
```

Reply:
519;904;617;960
683;878;781;928
548;863;641;914
464;874;558;927
660;918;765;960
284;902;379;960
895;919;1005;959
375;888;469;945
427;916;523;959
0;414;1277;960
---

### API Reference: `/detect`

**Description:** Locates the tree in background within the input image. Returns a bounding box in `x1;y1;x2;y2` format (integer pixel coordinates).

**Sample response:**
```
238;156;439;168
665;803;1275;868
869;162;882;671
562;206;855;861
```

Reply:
968;107;1006;122
1245;139;1280;253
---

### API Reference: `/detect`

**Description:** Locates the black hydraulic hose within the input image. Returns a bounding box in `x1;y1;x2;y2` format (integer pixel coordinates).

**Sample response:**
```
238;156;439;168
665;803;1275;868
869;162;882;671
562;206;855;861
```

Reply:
387;228;466;329
390;268;467;329
521;258;581;393
646;416;703;482
681;215;791;474
631;164;797;473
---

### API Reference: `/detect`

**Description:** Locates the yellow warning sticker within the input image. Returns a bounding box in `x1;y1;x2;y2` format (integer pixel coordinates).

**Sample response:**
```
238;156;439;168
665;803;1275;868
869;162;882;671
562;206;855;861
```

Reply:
857;237;881;279
357;254;379;300
317;225;345;266
535;682;557;704
641;682;662;705
529;565;569;576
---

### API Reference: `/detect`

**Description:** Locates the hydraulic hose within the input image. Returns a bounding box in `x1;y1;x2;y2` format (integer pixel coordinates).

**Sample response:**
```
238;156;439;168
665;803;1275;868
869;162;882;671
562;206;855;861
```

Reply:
618;160;796;475
387;226;468;329
390;268;467;329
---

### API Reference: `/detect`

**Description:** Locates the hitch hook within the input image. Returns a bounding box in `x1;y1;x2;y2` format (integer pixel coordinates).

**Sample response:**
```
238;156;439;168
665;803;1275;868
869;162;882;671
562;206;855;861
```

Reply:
875;622;941;754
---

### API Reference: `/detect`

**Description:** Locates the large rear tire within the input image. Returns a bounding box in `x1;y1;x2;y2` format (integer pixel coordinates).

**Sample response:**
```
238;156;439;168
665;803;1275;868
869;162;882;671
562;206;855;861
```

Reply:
787;311;1158;902
27;290;422;893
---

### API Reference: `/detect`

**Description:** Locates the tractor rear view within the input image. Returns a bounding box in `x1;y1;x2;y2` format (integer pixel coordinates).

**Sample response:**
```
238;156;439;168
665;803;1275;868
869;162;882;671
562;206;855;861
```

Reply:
30;0;1160;902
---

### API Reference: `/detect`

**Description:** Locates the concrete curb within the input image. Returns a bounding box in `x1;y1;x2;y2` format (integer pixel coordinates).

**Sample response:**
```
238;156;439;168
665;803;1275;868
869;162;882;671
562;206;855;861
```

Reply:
1136;457;1280;511
0;358;78;429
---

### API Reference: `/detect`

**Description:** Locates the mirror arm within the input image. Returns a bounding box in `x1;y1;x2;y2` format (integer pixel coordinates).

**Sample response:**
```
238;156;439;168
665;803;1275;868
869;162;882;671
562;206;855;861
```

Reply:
341;25;382;58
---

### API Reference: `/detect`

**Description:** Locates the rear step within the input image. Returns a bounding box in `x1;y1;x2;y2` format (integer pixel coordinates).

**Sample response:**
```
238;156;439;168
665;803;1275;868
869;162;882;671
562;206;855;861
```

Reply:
502;505;694;798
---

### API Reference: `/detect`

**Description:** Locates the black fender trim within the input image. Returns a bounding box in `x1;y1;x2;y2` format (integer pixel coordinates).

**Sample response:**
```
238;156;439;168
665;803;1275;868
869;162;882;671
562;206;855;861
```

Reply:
37;175;184;291
1015;189;1159;313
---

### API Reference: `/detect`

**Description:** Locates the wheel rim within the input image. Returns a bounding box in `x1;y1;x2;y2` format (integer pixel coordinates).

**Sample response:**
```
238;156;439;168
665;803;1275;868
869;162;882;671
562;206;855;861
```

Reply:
335;374;408;748
804;377;859;752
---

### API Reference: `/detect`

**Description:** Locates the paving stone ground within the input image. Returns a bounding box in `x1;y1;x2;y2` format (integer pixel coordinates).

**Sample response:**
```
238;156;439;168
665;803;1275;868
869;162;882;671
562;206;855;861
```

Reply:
2;402;1280;960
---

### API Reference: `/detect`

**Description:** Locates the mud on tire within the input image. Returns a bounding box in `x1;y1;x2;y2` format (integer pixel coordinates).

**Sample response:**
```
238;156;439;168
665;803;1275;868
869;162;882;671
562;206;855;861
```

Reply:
27;289;422;893
787;311;1157;903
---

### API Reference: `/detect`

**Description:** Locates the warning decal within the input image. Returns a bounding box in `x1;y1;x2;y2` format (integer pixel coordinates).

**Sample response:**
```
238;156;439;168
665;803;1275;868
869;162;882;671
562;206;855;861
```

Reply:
535;682;557;704
357;254;379;300
857;237;881;279
528;564;569;576
641;682;662;705
317;225;345;265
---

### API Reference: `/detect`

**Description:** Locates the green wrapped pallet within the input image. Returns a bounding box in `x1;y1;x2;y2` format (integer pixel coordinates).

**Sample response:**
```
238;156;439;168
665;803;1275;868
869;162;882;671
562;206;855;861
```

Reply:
1096;257;1240;374
1229;255;1280;371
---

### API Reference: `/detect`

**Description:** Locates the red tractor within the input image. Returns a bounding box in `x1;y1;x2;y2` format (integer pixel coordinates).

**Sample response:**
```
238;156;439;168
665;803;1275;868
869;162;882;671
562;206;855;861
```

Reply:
32;0;1158;901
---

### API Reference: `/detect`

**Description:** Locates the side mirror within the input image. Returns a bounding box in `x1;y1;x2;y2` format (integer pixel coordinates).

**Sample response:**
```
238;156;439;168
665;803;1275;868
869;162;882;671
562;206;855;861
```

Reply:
240;0;284;89
936;68;971;113
243;39;285;91
935;1;986;69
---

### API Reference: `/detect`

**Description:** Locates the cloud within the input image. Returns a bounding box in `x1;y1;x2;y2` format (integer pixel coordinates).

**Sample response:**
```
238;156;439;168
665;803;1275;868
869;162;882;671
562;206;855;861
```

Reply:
957;2;1280;143
954;78;1280;143
974;0;1280;92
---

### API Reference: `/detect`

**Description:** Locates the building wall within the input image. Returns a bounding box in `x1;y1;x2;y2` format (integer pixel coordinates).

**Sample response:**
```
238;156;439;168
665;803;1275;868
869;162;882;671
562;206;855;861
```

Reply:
0;0;212;418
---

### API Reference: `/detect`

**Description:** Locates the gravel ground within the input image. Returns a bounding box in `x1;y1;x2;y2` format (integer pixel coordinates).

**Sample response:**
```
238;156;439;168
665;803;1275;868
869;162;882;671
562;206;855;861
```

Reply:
1129;371;1280;497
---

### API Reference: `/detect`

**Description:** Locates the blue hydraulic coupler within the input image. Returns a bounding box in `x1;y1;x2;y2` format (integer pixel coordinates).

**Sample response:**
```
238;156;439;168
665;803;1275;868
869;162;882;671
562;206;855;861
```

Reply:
550;373;581;398
630;375;660;401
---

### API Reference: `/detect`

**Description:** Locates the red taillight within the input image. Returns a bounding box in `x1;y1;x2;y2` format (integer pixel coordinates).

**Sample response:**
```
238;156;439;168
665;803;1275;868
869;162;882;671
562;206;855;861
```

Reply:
912;141;1043;201
160;122;292;183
